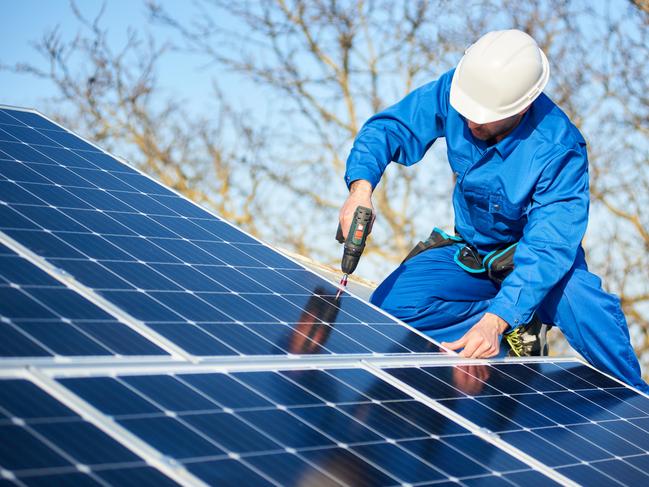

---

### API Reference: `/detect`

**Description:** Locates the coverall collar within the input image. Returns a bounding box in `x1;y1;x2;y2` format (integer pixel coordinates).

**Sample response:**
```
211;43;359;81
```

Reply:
468;107;533;159
492;108;533;158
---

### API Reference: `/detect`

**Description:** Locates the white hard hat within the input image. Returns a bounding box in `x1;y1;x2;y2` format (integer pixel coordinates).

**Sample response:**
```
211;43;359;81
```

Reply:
450;29;550;124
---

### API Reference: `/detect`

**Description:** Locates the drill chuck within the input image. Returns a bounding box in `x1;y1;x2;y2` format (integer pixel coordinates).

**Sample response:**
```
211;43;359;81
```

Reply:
341;253;360;275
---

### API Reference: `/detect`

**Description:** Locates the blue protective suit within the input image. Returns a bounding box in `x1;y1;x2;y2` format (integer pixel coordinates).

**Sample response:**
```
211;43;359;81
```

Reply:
345;69;648;392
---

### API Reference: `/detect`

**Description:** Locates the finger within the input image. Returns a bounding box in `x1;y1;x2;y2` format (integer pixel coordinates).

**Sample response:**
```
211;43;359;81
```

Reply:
480;340;498;358
475;365;490;379
440;342;458;355
465;365;480;376
482;347;498;359
480;342;499;358
442;336;468;351
337;220;346;240
341;215;356;239
338;212;348;238
339;203;358;238
340;213;352;238
459;338;480;358
469;341;492;359
487;342;500;358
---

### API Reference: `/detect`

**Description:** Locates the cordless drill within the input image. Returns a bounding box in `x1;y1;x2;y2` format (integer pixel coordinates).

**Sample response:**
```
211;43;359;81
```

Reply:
335;206;373;296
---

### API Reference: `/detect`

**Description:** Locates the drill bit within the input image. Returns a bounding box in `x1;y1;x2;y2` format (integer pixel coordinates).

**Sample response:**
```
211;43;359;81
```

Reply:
335;273;348;300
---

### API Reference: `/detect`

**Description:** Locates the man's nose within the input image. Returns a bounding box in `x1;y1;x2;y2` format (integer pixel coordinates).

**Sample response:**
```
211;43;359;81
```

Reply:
467;120;482;130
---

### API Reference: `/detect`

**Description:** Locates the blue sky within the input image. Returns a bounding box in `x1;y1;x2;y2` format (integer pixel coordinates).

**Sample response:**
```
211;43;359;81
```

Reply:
1;1;232;113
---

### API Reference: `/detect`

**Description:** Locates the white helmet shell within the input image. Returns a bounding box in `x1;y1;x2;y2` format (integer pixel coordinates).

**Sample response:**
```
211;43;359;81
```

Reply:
450;29;550;124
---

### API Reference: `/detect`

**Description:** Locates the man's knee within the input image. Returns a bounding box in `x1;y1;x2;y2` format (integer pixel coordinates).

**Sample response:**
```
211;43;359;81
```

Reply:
372;290;445;323
371;246;497;309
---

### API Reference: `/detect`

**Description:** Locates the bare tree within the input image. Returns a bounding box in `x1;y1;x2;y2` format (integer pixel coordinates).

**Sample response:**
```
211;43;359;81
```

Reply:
630;0;649;15
586;0;649;365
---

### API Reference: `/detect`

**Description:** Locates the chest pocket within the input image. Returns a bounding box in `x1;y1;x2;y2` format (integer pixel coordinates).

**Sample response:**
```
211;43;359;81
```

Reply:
464;189;526;234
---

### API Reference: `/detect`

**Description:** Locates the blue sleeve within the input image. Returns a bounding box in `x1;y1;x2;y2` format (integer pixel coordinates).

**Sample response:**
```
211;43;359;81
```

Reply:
487;146;590;328
344;70;453;188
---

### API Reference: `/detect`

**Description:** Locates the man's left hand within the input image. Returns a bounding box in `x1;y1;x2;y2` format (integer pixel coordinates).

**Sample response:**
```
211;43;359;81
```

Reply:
441;312;509;358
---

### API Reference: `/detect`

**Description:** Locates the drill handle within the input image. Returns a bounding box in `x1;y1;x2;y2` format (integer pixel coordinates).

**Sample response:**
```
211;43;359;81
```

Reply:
336;206;373;244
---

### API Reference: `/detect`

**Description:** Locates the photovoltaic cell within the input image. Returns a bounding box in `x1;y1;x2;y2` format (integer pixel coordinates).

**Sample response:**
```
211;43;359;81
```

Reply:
385;360;649;486
0;107;437;357
0;378;178;486
59;367;556;486
0;242;166;357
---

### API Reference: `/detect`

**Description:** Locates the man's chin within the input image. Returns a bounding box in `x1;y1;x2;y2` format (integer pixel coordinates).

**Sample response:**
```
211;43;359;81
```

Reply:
470;130;489;140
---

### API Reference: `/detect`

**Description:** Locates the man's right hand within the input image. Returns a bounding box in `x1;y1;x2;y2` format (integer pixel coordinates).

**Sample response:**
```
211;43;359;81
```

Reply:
339;180;374;239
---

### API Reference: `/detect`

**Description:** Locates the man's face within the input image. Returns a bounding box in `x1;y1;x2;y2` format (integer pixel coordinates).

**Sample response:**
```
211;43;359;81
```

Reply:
466;111;525;142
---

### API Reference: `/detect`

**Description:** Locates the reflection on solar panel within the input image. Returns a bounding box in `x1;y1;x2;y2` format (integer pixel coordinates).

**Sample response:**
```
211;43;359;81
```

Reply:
1;106;648;486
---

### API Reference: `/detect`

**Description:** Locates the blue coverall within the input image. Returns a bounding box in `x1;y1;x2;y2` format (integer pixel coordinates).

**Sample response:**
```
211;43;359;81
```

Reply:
345;69;648;393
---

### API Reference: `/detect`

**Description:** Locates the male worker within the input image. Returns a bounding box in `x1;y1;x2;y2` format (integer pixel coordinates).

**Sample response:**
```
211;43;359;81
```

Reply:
339;29;648;392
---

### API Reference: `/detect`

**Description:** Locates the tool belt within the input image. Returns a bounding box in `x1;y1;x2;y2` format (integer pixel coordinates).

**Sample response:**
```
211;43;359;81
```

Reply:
402;227;517;285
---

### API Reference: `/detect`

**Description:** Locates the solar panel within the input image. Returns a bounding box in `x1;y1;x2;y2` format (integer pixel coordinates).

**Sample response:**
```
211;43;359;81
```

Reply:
0;242;167;357
2;106;649;486
55;366;558;486
0;106;437;358
384;360;649;485
0;378;179;486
